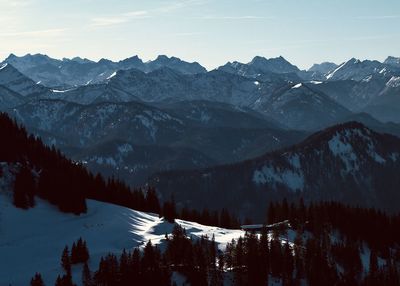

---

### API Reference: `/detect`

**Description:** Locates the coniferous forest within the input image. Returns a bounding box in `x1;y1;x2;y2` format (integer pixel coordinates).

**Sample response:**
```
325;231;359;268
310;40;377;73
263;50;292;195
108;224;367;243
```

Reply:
0;112;240;228
2;115;400;285
31;200;400;286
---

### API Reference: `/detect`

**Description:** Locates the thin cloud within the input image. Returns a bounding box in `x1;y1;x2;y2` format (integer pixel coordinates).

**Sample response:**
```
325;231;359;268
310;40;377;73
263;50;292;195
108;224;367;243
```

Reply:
355;15;400;20
157;0;210;13
0;28;67;37
0;0;32;7
168;32;203;37
89;10;149;27
89;1;209;28
193;15;273;20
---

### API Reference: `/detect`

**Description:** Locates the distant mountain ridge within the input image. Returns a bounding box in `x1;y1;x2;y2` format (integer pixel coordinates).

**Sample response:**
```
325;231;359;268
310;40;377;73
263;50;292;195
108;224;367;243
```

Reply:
151;122;400;219
3;53;206;88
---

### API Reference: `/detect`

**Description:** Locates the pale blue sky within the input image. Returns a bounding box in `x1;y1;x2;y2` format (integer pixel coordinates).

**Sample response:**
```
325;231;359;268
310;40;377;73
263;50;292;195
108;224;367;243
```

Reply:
1;0;399;69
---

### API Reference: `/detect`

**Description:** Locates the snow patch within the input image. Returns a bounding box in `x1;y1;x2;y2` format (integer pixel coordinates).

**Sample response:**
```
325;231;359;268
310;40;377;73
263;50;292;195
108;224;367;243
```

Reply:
362;75;372;82
52;88;74;93
107;71;117;80
135;115;157;141
326;62;345;79
386;76;400;88
287;154;301;169
118;143;133;154
253;165;304;191
390;153;399;162
291;83;302;89
328;134;358;172
0;63;8;70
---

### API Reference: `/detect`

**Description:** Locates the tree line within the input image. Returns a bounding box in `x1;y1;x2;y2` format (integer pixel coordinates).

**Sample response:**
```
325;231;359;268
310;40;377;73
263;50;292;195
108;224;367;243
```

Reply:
1;112;240;228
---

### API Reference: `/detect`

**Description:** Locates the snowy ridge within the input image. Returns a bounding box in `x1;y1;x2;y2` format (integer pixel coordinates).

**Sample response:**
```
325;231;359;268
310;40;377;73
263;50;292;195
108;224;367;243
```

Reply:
0;63;8;70
326;62;345;79
0;187;243;286
386;76;400;88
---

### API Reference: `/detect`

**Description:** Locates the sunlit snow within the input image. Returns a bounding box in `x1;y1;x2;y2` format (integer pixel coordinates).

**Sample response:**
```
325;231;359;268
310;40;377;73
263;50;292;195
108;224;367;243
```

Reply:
0;190;244;286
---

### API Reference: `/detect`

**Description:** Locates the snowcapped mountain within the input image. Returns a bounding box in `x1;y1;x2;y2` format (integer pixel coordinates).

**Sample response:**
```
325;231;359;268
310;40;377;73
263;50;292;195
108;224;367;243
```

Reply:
146;55;206;74
384;56;400;67
308;62;338;74
151;122;400;219
0;63;48;96
257;83;351;130
48;67;277;108
325;58;400;81
218;56;300;78
2;53;207;88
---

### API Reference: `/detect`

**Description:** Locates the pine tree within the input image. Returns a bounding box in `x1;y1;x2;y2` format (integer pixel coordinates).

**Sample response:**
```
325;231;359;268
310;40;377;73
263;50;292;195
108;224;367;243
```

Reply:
61;246;71;275
71;238;89;264
55;274;74;286
82;262;92;286
30;273;45;286
163;196;176;223
13;165;36;209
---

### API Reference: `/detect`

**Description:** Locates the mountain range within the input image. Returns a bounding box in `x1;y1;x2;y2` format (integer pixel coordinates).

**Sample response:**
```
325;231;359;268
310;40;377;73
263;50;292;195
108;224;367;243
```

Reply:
1;53;400;215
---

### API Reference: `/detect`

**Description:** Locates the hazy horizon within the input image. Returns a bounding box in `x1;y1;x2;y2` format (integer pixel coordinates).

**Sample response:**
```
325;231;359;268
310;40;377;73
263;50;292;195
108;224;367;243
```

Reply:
1;0;400;70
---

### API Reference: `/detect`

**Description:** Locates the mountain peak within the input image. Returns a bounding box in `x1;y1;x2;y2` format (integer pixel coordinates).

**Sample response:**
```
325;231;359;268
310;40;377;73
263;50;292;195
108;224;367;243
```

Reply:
346;57;361;65
249;56;299;73
70;56;94;64
302;121;372;147
119;55;144;65
155;55;171;62
308;62;338;74
384;56;400;67
250;55;267;63
98;58;114;65
5;53;17;61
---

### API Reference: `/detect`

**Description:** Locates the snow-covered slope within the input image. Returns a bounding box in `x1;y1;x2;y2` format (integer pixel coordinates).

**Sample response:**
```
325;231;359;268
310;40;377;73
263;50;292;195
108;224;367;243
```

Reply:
325;58;400;81
0;188;243;286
